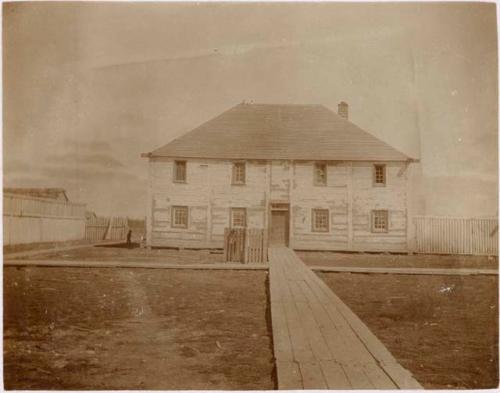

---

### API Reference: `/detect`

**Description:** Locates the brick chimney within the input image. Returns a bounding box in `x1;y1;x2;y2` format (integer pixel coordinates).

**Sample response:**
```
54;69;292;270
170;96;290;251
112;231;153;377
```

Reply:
338;101;348;120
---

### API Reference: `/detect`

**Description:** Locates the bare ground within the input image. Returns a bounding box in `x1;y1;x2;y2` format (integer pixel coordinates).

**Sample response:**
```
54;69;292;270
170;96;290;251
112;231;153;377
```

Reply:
3;267;275;390
4;239;94;255
21;243;499;270
319;272;499;389
20;242;226;264
299;250;498;270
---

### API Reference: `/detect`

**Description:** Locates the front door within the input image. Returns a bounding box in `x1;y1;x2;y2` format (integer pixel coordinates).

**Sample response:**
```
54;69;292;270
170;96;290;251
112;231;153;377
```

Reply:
270;210;289;246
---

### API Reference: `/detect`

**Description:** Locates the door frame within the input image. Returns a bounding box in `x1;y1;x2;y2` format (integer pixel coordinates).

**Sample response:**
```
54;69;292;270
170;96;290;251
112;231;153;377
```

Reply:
269;202;290;246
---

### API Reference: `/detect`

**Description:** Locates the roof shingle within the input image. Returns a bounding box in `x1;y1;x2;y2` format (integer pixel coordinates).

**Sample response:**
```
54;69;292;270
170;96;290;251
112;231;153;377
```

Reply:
148;103;411;161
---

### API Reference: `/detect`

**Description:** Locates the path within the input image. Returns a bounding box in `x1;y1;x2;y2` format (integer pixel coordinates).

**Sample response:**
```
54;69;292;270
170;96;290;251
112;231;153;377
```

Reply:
268;247;422;389
3;259;268;270
311;266;498;276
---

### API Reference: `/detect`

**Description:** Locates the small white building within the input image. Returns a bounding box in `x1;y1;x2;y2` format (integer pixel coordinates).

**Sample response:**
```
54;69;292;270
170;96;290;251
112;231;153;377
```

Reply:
142;102;417;252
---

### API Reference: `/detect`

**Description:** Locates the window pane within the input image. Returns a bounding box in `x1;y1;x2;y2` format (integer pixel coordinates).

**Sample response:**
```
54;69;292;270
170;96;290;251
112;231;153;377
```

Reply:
172;206;188;228
231;208;246;227
175;161;186;182
233;163;245;184
374;165;385;184
313;209;329;232
372;210;388;232
315;163;327;185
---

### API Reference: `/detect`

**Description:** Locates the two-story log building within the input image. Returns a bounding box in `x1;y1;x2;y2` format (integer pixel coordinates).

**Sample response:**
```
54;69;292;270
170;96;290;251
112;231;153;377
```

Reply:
142;102;417;252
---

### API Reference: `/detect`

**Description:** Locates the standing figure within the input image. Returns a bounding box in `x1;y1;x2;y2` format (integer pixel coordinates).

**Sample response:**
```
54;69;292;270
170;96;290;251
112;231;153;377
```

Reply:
126;229;132;248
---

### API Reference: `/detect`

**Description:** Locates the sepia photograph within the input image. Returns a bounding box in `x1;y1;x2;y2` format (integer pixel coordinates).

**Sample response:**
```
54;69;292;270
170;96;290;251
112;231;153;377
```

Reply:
2;1;499;390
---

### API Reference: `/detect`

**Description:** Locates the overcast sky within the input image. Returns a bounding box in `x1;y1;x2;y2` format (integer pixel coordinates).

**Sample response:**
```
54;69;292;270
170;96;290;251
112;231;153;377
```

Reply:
3;2;498;217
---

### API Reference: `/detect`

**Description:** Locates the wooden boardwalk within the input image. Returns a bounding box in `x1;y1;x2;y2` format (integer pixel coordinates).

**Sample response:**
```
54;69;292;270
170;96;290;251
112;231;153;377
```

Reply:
268;247;422;389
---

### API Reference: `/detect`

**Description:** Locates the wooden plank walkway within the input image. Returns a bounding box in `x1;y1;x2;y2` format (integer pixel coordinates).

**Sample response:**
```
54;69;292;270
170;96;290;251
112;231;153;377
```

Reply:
269;247;422;389
3;259;268;271
311;265;498;276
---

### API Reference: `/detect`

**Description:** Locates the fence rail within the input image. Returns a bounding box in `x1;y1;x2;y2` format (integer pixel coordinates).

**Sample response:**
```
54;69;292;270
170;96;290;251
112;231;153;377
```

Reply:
223;228;267;263
85;216;129;242
414;216;498;256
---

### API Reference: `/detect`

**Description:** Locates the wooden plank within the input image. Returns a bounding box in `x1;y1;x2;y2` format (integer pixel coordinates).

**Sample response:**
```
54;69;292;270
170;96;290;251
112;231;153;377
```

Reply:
299;362;328;389
363;362;398;389
270;301;294;361
320;360;351;389
342;363;374;389
282;300;316;363
294;299;333;361
276;360;302;390
380;362;423;389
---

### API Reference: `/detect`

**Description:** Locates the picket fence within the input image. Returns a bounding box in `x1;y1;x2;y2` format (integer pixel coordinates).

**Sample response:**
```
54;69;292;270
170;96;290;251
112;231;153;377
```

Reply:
85;216;129;242
223;228;268;263
414;216;498;256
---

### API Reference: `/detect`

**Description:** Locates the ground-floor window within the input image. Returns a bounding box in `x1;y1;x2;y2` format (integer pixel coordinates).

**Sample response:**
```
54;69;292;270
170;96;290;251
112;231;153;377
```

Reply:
312;209;329;232
371;210;389;232
172;206;188;228
231;208;247;228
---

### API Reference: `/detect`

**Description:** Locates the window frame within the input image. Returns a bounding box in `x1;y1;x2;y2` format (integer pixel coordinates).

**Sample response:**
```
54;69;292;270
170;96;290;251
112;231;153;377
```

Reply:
311;208;330;233
230;207;247;228
371;210;389;233
373;164;386;187
171;205;188;229
314;162;328;186
232;162;246;185
173;160;187;183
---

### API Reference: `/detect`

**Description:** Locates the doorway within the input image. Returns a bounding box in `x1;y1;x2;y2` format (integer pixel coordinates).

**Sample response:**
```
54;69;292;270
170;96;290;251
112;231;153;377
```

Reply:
270;209;289;246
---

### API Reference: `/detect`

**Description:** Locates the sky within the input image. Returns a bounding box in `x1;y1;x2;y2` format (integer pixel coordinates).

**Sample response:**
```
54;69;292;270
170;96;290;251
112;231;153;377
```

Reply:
3;2;498;218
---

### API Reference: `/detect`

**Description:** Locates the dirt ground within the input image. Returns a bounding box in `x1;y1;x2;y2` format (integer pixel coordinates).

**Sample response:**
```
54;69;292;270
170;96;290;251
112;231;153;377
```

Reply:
3;267;275;390
319;272;499;389
4;239;93;255
19;243;499;270
299;250;498;270
20;242;226;264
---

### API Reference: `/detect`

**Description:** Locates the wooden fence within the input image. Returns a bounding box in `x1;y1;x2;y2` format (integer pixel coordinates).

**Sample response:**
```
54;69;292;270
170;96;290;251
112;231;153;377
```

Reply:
3;193;86;245
85;216;129;242
223;228;267;263
414;216;498;256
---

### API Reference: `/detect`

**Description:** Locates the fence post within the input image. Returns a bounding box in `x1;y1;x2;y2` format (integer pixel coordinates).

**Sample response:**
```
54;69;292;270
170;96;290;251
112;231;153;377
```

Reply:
223;228;228;262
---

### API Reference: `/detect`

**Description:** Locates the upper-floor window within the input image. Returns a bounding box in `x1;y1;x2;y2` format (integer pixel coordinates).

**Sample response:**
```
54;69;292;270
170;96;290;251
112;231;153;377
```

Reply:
231;208;247;228
174;160;187;183
312;209;329;232
232;162;246;185
373;164;386;186
371;210;388;233
314;163;327;186
172;206;188;228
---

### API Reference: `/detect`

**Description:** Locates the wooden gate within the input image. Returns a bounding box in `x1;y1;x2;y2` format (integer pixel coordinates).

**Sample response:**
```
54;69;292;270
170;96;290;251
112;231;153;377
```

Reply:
223;228;267;263
85;216;129;242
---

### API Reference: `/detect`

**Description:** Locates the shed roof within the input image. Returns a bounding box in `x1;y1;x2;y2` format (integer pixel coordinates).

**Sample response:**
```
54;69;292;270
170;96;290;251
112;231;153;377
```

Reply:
4;187;69;201
147;103;412;161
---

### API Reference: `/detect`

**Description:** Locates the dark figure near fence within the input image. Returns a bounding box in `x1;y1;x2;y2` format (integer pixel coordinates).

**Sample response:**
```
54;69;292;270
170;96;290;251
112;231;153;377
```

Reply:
126;229;132;248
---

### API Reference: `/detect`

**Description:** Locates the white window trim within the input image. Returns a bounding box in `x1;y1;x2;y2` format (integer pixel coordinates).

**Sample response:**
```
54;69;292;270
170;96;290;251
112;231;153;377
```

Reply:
230;207;247;228
171;206;188;229
173;160;187;183
232;162;246;185
312;208;330;232
373;164;386;187
314;162;328;186
371;210;389;233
